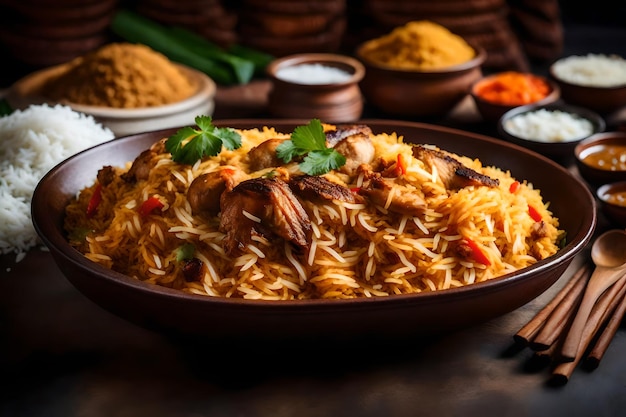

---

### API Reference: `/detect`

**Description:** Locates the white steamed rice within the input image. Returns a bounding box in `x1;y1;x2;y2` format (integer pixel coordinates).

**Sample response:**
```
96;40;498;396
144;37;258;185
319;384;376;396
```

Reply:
551;53;626;87
0;104;114;261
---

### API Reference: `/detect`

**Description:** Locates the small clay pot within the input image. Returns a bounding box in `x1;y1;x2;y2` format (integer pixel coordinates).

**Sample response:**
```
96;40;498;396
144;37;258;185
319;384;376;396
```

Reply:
266;53;365;123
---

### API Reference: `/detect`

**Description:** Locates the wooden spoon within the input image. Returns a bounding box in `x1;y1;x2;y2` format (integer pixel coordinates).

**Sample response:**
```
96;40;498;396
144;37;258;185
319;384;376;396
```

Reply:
560;229;626;362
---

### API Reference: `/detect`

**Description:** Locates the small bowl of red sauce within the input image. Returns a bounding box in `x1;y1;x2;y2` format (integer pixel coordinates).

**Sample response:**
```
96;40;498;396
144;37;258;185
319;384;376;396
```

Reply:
597;181;626;228
575;131;626;186
470;71;560;122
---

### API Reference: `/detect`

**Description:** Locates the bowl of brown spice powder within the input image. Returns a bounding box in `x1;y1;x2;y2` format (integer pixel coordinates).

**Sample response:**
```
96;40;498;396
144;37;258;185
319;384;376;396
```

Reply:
6;42;216;137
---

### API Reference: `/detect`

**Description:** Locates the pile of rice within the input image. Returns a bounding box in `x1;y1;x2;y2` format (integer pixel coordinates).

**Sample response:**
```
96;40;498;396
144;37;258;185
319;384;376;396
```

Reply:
551;53;626;87
64;125;563;300
0;104;114;261
502;108;595;143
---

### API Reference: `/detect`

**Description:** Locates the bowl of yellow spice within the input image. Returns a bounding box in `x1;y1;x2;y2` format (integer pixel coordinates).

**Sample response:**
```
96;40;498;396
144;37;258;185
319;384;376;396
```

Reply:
6;42;216;137
355;20;486;118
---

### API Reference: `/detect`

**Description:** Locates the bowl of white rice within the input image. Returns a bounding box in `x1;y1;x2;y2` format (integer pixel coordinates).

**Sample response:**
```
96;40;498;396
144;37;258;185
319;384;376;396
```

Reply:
498;103;605;165
549;53;626;115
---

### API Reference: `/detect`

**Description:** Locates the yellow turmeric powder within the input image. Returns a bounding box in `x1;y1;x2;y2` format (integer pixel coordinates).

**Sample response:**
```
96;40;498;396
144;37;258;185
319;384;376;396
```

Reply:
358;21;475;70
42;43;196;108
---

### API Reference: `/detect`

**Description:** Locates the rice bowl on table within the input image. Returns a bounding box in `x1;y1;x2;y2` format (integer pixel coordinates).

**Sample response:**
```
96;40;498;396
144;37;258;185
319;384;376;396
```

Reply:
32;119;595;339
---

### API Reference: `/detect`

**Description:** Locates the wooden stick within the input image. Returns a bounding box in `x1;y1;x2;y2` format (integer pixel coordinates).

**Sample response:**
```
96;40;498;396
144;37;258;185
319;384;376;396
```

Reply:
550;275;626;385
528;265;590;351
514;263;591;346
584;276;626;370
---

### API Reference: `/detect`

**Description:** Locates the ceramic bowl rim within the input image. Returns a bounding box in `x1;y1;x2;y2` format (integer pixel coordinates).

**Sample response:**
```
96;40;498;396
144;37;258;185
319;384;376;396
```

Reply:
355;43;486;75
266;52;365;87
549;56;626;90
470;71;561;109
32;119;596;310
6;62;216;118
497;102;606;145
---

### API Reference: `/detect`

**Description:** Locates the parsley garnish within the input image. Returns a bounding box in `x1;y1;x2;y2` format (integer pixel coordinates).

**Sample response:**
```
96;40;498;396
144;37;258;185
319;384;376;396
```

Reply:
165;116;242;165
276;119;346;175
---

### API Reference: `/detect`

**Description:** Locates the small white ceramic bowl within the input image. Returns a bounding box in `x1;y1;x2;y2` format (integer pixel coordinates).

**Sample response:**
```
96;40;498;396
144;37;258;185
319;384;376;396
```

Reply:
6;63;216;137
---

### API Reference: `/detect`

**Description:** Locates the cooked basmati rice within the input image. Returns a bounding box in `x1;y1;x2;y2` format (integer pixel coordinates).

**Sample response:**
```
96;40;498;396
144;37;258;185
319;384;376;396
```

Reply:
64;124;564;299
0;104;114;260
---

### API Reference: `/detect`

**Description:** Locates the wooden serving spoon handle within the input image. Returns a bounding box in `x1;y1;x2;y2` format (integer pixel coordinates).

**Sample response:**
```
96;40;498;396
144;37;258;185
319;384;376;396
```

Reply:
559;265;626;362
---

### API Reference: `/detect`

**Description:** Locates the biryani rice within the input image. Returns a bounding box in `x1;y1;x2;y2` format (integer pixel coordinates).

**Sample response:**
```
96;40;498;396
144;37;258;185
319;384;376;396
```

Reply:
64;125;563;300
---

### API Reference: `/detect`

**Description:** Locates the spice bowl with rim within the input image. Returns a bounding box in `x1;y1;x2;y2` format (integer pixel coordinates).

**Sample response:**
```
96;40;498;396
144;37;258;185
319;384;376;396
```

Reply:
266;53;365;123
6;62;216;138
470;71;561;123
355;43;486;118
596;181;626;228
497;103;605;165
549;53;626;115
574;131;626;186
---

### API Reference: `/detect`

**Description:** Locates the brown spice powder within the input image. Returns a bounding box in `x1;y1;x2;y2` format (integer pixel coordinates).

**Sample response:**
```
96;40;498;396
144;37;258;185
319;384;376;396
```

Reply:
42;43;196;108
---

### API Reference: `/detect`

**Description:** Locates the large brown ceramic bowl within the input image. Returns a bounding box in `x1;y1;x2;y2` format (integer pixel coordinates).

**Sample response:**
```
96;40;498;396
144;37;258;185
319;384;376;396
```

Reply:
32;120;596;342
355;43;486;118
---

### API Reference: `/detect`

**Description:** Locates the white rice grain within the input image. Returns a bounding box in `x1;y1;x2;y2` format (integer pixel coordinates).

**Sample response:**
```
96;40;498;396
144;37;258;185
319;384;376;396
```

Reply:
0;104;113;260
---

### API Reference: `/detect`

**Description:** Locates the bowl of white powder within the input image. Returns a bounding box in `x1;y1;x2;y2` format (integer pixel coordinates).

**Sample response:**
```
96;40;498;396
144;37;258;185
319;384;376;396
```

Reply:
550;53;626;115
498;103;605;165
266;53;365;123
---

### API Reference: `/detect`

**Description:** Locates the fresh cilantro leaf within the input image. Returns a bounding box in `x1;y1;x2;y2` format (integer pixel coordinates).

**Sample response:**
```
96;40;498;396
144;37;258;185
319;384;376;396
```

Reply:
300;149;346;176
166;115;242;165
292;118;327;151
276;119;346;175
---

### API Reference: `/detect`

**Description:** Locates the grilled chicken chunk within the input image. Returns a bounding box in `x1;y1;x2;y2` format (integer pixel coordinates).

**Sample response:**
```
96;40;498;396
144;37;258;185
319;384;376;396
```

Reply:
326;124;375;176
412;145;499;189
358;173;426;216
289;175;356;204
187;167;247;216
219;177;312;256
248;138;286;171
97;165;117;186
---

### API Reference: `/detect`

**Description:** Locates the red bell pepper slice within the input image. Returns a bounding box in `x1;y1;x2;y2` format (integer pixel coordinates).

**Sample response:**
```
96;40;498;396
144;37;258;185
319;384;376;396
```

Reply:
464;238;491;266
509;181;520;193
396;153;407;176
139;196;164;217
528;204;542;222
86;183;102;218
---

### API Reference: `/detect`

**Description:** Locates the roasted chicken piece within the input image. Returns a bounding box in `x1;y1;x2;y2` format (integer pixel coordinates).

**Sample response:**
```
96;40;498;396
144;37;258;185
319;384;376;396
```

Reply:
289;175;356;204
326;124;375;176
187;167;248;216
412;145;499;189
219;177;312;256
122;139;167;183
358;173;426;216
96;165;117;186
248;138;286;171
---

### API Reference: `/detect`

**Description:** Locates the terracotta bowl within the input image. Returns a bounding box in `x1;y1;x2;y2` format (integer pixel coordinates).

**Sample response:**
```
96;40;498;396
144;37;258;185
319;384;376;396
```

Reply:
597;181;626;229
470;71;561;123
355;43;486;118
549;54;626;115
31;119;596;342
6;63;216;138
498;103;605;165
266;53;365;123
575;131;626;187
